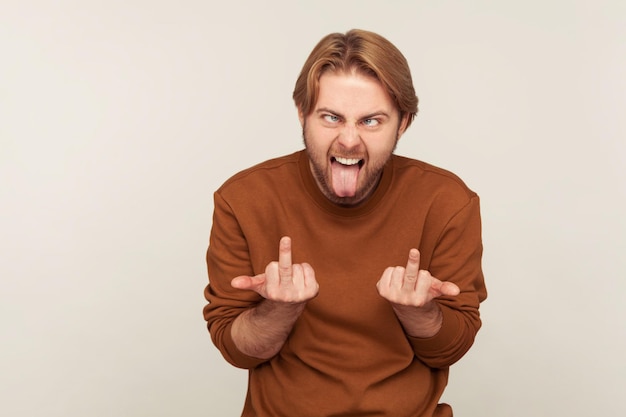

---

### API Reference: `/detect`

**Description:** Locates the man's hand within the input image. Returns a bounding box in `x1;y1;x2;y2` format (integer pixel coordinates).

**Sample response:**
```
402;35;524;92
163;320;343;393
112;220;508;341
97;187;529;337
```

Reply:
376;248;460;306
230;237;318;359
376;248;460;338
232;236;319;303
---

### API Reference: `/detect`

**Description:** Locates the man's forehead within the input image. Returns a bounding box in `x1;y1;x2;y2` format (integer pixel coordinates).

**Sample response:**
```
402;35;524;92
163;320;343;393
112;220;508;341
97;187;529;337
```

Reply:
314;72;396;117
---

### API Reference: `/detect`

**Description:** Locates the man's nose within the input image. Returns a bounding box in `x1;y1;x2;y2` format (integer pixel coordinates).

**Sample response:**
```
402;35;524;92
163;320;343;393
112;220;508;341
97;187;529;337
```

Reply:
337;124;361;149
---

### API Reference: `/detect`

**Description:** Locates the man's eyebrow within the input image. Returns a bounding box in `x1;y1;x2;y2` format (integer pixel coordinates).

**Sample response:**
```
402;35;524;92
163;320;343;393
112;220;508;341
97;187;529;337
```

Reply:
315;107;345;119
315;107;391;120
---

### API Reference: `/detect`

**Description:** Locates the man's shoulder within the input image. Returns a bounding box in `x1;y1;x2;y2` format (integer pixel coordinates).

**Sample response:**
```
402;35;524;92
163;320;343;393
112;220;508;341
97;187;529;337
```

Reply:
391;154;478;198
217;150;303;192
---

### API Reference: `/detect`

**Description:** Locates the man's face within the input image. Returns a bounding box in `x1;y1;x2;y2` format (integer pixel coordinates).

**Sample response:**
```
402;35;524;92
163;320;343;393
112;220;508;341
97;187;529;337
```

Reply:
300;70;408;206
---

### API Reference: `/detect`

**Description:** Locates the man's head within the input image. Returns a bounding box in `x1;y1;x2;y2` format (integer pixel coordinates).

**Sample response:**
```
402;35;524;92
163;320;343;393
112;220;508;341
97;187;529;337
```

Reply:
293;29;419;206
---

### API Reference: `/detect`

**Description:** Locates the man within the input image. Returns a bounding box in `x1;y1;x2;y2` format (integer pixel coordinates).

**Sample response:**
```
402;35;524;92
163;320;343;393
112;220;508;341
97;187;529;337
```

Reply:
203;29;487;417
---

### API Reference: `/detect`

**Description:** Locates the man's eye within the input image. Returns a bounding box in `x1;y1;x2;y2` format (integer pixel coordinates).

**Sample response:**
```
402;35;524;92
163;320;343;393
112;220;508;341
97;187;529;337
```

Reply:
363;118;379;127
323;114;340;123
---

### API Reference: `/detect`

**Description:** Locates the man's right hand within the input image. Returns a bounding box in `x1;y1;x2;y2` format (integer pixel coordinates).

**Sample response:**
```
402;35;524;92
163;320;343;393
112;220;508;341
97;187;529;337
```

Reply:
231;236;319;303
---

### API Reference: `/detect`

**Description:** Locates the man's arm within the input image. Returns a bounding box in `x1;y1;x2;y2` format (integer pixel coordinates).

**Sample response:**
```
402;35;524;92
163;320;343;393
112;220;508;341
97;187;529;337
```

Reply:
377;195;486;368
230;236;319;359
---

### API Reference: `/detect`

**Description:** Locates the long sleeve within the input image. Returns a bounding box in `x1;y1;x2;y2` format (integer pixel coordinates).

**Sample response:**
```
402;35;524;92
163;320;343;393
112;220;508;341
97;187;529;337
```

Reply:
408;195;487;368
203;191;267;369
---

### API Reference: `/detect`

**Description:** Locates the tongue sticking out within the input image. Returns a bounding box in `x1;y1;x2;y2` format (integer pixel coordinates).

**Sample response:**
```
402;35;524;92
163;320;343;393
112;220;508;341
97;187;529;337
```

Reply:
331;161;360;197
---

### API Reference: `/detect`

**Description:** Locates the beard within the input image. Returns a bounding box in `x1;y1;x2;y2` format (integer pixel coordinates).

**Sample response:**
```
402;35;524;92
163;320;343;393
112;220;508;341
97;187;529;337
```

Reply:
302;124;399;207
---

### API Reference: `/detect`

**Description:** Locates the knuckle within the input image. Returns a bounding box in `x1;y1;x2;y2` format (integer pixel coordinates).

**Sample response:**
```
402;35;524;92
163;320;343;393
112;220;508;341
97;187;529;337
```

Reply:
418;270;432;279
266;261;279;274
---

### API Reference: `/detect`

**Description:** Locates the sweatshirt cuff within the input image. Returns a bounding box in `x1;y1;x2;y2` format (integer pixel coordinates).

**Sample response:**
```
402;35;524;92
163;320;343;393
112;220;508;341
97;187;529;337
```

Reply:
407;304;461;355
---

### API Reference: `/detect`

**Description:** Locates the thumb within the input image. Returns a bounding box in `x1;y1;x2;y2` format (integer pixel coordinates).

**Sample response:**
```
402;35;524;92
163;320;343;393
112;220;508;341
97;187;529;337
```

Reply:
231;273;266;290
439;281;461;297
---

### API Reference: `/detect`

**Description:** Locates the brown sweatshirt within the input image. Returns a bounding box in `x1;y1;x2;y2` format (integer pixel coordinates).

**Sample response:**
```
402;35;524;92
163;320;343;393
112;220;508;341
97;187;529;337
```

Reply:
204;150;487;417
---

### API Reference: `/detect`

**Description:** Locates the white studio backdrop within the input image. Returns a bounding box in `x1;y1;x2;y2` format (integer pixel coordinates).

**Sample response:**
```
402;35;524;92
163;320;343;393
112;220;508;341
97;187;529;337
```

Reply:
1;1;624;416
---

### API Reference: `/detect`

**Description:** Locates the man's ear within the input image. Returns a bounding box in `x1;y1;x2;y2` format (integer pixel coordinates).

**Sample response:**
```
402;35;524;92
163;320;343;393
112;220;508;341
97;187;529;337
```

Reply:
297;106;305;127
397;113;410;139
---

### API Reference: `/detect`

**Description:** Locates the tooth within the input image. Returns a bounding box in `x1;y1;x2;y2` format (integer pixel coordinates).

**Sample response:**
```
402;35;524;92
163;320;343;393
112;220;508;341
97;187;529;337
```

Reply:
336;157;360;165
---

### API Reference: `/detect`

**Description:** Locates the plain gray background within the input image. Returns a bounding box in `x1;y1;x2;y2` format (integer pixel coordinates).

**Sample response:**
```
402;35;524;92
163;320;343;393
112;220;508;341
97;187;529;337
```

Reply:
1;1;625;416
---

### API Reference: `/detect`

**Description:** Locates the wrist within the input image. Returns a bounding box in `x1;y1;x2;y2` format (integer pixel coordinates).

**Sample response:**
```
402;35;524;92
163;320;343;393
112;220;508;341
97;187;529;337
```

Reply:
258;299;307;316
392;301;443;338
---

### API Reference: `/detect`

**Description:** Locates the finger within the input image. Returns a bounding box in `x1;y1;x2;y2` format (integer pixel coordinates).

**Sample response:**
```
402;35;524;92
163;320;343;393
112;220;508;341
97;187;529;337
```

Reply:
376;267;394;290
414;270;435;305
391;266;406;290
402;248;420;290
405;248;420;275
301;263;318;291
278;236;293;282
231;274;266;290
302;263;320;297
291;263;304;288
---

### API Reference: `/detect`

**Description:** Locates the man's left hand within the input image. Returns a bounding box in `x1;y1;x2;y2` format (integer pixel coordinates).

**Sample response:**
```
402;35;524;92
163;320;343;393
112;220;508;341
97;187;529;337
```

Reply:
376;248;460;307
